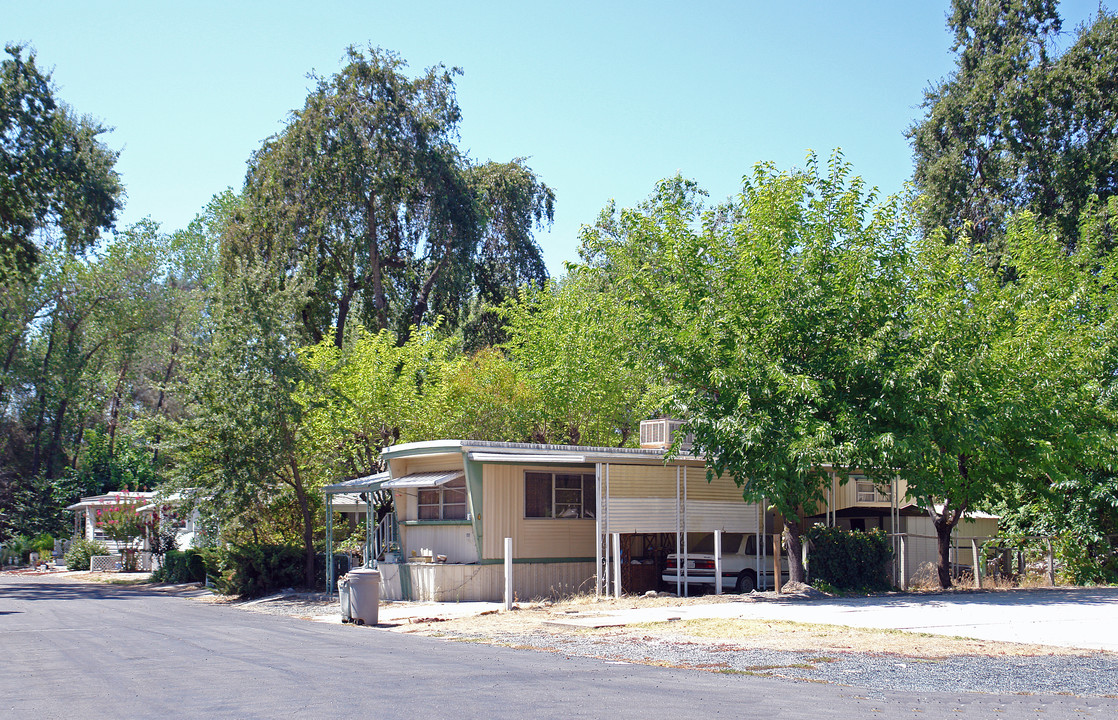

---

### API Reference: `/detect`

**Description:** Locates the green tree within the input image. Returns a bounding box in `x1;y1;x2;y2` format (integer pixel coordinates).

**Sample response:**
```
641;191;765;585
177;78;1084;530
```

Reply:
1;44;122;278
236;47;553;347
909;1;1118;250
502;272;665;448
581;155;911;581
167;265;320;588
882;212;1115;588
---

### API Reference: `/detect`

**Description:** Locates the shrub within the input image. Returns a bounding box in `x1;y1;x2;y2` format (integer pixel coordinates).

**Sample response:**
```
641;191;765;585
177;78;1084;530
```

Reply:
805;525;893;591
65;539;110;571
209;545;305;598
152;549;209;584
31;533;55;556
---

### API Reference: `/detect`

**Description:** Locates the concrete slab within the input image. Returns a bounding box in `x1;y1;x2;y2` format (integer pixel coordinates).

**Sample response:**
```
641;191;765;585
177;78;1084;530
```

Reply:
549;587;1118;652
309;600;505;626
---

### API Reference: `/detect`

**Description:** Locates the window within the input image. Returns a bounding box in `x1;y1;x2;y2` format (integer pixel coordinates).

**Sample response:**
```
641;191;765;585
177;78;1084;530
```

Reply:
525;471;596;519
854;477;890;503
417;477;467;520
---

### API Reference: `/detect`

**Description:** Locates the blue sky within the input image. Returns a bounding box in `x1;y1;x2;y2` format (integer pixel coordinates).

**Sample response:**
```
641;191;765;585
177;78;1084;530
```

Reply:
5;1;1106;274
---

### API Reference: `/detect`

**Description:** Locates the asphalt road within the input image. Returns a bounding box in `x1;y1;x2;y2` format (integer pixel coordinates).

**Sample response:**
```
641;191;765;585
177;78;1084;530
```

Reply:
1;574;1115;719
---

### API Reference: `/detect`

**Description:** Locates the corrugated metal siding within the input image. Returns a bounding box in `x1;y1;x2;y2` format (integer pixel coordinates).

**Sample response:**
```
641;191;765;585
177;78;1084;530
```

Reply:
399;525;478;563
685;471;744;501
901;515;999;581
606;498;679;533
377;561;597;602
401;456;464;475
482;464;519;559
607;464;676;498
685;500;759;532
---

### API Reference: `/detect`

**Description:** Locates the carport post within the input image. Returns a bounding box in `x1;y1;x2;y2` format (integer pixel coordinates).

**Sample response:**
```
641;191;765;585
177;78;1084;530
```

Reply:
612;533;622;599
326;494;334;593
504;537;513;610
971;539;981;589
773;532;781;595
714;531;722;595
899;534;907;590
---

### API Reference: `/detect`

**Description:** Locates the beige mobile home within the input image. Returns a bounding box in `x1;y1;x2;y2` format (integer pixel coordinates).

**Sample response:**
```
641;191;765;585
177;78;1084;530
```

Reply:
325;424;765;602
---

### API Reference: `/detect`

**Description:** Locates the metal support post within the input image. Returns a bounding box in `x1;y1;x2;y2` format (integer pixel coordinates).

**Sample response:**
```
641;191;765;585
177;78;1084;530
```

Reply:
504;537;513;610
714;531;722;595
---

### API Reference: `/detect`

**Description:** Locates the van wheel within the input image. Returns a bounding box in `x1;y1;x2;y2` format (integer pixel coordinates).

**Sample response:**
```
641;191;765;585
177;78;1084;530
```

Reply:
735;570;756;594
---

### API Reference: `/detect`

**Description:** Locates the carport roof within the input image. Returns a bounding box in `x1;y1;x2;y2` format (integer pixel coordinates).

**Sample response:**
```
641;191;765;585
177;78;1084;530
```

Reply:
383;470;464;488
323;472;391;494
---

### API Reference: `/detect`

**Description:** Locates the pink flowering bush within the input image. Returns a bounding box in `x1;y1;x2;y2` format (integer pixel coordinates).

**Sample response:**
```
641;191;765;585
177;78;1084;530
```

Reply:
94;497;146;571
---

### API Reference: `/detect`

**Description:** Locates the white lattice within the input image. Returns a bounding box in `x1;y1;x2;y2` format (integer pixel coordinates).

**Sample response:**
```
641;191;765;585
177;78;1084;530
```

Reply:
89;555;121;572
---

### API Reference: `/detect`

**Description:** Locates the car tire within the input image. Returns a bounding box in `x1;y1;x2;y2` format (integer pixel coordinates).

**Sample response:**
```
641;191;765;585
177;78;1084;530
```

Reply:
735;570;756;594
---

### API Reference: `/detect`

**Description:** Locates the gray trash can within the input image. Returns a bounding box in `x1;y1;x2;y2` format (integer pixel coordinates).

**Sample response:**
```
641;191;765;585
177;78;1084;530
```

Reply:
346;567;381;626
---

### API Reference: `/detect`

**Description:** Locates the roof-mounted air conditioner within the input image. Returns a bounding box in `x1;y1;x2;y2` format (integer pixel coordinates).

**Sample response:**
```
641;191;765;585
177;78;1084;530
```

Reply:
639;418;693;452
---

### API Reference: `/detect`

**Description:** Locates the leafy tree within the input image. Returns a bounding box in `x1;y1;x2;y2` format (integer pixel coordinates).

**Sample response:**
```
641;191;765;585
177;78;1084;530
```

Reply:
502;272;665;447
236;47;553;347
1;44;122;278
581;155;911;581
881;212;1115;588
909;1;1118;250
299;325;461;482
166;265;320;588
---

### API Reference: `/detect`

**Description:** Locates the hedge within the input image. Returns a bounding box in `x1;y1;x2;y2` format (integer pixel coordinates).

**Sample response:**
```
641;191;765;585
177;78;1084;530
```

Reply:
805;525;893;591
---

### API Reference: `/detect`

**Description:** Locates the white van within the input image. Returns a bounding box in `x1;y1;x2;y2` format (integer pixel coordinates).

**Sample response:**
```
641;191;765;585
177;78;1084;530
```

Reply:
661;532;788;593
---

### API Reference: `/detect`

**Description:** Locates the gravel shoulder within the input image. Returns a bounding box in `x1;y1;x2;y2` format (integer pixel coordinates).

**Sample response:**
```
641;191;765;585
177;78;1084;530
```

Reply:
56;568;1118;698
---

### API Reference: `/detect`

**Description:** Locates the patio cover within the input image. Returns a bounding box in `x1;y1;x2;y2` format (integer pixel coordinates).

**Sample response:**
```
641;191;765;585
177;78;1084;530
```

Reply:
323;471;391;494
382;470;464;489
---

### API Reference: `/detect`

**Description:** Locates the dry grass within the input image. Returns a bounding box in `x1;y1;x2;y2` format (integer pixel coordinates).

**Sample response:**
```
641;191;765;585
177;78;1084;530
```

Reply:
397;592;1093;658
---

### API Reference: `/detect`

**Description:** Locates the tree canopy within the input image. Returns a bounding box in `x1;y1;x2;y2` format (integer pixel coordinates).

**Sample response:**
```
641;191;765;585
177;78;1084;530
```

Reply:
234;46;553;348
909;1;1118;250
1;44;122;278
581;154;913;581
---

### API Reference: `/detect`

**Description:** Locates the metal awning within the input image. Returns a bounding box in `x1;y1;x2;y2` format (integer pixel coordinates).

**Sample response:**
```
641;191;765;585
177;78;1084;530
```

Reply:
323;472;391;494
466;452;586;464
382;470;464;489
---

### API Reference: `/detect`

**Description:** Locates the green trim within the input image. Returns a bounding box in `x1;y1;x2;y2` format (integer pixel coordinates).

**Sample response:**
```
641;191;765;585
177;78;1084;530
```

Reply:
399;519;472;526
478;557;596;565
463;454;484;560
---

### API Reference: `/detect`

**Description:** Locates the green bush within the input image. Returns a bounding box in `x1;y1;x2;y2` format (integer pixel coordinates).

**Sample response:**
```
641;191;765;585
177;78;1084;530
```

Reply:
805;525;893;591
31;533;55;556
208;544;305;598
200;545;356;596
152;549;210;584
1055;531;1118;585
65;539;110;571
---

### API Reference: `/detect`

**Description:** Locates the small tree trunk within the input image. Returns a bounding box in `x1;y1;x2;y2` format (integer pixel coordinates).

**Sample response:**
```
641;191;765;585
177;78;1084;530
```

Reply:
934;519;954;589
783;517;805;585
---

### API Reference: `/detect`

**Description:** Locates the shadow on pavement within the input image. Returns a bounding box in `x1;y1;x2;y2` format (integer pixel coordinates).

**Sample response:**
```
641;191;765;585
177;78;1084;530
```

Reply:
0;577;173;602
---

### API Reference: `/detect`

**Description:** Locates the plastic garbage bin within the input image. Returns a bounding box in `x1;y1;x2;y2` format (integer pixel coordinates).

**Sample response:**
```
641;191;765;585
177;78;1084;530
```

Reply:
346;567;381;625
338;575;352;622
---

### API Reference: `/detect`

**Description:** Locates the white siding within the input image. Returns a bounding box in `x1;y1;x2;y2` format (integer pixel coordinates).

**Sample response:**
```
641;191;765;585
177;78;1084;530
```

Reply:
399;524;478;564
